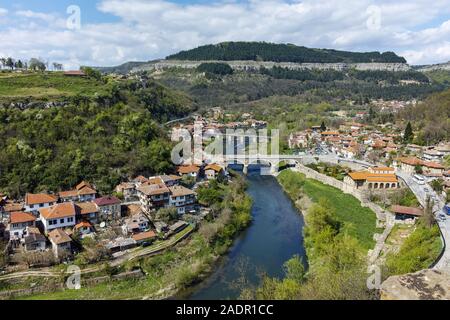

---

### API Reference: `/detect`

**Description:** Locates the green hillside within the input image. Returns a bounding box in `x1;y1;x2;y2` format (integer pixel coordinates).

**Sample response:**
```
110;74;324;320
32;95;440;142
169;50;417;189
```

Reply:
166;42;407;63
0;72;195;197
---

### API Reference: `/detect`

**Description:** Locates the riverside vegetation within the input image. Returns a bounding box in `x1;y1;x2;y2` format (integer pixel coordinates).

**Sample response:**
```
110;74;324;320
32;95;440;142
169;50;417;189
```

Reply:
240;170;378;300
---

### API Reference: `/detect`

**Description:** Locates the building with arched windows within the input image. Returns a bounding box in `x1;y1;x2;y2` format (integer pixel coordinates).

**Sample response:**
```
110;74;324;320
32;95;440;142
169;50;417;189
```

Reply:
344;167;400;190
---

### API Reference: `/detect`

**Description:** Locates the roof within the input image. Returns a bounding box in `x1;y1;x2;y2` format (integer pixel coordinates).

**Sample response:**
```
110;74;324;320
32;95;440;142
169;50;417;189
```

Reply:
24;227;46;244
48;229;72;245
390;205;423;216
137;184;170;196
169;221;188;231
177;165;200;174
25;193;58;206
422;161;445;170
76;202;99;215
4;203;24;212
169;186;196;197
64;70;86;76
132;231;157;241
205;164;223;172
400;157;423;166
40;203;77;220
59;181;96;198
348;171;398;183
133;175;149;183
10;211;36;224
321;131;340;136
74;221;92;229
93;196;121;206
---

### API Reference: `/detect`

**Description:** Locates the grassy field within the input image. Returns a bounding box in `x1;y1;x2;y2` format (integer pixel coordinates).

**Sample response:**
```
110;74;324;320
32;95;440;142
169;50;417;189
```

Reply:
0;72;113;100
278;170;378;250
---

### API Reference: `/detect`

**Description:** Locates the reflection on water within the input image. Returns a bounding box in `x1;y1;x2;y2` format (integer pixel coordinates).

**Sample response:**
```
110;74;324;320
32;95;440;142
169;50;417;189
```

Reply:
186;173;306;300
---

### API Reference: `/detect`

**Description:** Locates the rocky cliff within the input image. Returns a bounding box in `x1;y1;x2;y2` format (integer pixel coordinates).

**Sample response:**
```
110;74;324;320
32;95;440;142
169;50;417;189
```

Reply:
132;59;411;73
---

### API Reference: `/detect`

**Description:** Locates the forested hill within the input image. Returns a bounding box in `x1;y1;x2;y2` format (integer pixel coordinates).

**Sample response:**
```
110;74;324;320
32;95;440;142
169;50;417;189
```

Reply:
0;71;195;197
166;42;407;64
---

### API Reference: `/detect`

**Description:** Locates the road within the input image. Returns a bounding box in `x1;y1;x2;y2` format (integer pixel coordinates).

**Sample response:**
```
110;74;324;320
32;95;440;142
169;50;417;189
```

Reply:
396;171;450;271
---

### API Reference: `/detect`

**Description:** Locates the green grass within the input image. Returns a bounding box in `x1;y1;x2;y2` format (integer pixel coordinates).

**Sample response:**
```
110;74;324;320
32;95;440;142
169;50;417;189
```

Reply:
0;72;113;100
425;70;450;86
385;222;443;276
278;170;377;250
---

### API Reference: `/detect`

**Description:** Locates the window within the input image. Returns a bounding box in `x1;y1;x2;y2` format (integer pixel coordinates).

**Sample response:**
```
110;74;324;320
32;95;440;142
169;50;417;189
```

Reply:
49;220;53;225
60;219;64;224
68;217;74;223
40;203;44;208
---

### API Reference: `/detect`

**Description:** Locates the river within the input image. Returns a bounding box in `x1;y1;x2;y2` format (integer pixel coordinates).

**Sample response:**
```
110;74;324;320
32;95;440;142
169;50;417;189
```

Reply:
186;171;306;300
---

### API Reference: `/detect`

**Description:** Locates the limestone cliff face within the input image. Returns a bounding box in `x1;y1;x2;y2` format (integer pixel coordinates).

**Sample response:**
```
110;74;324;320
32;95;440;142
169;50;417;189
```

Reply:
417;61;450;72
381;269;450;300
133;59;411;73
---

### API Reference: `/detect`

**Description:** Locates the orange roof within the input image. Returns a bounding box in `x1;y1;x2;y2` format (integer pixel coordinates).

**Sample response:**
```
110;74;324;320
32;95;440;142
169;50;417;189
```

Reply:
10;211;36;224
422;161;445;169
25;193;58;205
321;131;340;136
348;171;398;183
132;230;157;241
400;157;422;166
177;165;200;174
74;221;92;229
48;229;72;245
76;202;98;215
348;171;369;180
40;203;77;220
137;184;170;196
205;164;223;172
366;175;398;183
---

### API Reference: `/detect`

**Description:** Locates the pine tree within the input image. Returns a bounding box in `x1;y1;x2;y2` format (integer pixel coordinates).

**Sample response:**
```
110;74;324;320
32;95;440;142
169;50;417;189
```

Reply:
320;121;326;132
403;122;413;144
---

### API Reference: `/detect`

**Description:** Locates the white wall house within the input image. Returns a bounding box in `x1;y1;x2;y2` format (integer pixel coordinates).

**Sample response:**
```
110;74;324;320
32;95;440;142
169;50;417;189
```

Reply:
8;212;36;240
169;186;197;214
24;193;58;215
39;203;76;233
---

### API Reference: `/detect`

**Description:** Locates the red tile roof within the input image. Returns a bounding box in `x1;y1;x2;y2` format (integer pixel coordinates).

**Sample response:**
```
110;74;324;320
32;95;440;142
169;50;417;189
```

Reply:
390;205;423;217
25;193;58;206
10;211;36;224
93;196;121;206
40;203;77;220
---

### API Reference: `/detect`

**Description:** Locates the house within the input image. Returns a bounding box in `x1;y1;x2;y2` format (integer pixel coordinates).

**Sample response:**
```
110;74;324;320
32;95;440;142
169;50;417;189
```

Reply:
321;131;340;139
133;175;149;185
39;203;76;233
169;186;197;214
63;70;86;77
169;221;189;234
390;205;423;221
75;202;99;224
115;182;136;200
132;230;157;245
397;157;445;175
106;237;136;254
93;196;121;221
48;229;72;258
177;165;201;178
158;175;182;187
8;211;36;240
288;132;308;149
23;227;46;251
24;193;58;215
344;167;400;190
137;184;170;213
422;149;444;162
205;164;225;180
74;221;94;237
59;181;97;203
122;212;150;235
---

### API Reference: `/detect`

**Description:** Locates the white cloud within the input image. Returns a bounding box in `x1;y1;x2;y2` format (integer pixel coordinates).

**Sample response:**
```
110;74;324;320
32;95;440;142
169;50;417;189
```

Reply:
0;0;449;69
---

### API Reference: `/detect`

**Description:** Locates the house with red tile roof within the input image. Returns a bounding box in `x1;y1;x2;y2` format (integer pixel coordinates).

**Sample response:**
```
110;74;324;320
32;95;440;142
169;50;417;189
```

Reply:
8;211;36;239
59;181;97;203
24;193;58;214
93;196;121;221
344;167;400;190
39;203;77;233
48;229;72;258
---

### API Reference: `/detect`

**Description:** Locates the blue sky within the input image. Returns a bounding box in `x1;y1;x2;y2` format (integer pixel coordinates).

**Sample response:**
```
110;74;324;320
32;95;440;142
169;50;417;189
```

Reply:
0;0;449;68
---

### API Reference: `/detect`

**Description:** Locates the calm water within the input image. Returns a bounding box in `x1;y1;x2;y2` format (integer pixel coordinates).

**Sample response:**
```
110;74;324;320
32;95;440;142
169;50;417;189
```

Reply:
186;172;306;300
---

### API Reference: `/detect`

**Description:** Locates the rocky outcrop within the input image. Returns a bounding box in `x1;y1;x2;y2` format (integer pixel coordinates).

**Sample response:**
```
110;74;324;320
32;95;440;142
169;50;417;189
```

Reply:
133;59;411;73
381;269;450;300
417;61;450;72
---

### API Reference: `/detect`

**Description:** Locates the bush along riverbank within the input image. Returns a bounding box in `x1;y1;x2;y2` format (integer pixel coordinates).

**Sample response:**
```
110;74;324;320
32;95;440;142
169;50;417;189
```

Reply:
241;170;378;300
15;173;252;300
